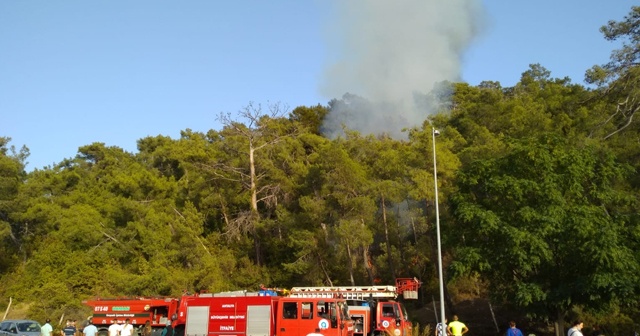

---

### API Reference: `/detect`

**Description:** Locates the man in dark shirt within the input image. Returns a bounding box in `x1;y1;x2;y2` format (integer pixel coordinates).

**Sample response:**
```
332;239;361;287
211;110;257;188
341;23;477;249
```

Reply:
63;320;76;336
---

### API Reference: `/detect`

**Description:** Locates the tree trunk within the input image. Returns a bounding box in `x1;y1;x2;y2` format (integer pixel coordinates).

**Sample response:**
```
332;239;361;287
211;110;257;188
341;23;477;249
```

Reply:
361;219;375;284
363;245;375;284
320;223;329;243
254;230;261;266
249;144;258;213
411;217;418;245
316;251;334;287
381;195;396;278
346;242;356;286
555;310;565;336
248;144;262;265
396;204;404;269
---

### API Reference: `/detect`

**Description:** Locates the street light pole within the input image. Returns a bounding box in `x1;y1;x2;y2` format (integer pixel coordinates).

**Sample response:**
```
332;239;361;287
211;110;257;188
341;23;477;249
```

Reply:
432;127;446;332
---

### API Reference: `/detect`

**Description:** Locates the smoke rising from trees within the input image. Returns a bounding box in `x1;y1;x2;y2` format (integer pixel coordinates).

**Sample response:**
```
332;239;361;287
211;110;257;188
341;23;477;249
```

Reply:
320;0;485;139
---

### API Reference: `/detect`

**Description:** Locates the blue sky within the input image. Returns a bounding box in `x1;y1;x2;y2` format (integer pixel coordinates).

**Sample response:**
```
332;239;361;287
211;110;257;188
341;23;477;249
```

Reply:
1;1;635;171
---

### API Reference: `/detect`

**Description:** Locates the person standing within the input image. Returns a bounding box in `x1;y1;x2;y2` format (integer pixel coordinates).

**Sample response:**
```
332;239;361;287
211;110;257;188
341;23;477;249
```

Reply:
160;322;173;336
40;319;53;336
435;318;450;336
83;319;98;336
447;315;469;336
568;320;584;336
41;319;53;336
120;319;134;336
108;320;121;336
141;321;152;336
63;320;76;336
506;321;524;336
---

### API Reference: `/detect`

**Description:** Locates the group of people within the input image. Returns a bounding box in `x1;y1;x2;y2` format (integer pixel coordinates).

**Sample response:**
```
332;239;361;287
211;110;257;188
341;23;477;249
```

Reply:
107;319;135;336
434;316;524;336
38;318;167;336
64;319;98;336
38;318;98;336
109;318;174;336
434;316;592;336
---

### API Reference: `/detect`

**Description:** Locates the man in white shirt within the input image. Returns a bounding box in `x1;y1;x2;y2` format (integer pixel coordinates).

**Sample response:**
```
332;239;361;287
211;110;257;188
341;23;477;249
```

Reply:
108;320;121;336
83;319;98;336
41;319;53;336
435;318;449;336
120;319;134;336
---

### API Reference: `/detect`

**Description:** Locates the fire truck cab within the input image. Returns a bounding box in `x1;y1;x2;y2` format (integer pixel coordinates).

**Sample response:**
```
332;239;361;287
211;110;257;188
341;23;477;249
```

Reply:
277;296;353;336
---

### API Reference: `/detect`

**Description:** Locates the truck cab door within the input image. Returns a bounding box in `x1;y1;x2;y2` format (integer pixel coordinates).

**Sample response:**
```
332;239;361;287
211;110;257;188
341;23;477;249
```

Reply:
313;301;350;336
379;302;402;336
277;301;300;336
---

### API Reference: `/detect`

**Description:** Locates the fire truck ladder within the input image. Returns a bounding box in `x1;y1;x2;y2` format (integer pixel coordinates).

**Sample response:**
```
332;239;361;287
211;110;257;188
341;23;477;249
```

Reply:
289;286;399;300
289;278;421;300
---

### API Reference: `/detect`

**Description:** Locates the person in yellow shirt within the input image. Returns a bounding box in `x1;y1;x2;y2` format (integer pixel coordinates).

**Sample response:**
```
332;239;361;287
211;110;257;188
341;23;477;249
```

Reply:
447;315;469;336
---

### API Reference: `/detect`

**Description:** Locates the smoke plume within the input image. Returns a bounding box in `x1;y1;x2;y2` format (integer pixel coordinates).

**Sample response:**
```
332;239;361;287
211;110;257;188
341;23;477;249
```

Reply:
320;0;485;139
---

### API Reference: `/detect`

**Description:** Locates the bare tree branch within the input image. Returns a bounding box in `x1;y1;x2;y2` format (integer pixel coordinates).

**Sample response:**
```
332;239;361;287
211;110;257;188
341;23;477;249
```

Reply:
605;102;639;139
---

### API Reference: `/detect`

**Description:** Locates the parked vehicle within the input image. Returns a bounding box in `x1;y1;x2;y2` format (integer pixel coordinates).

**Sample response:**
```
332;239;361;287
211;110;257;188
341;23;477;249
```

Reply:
0;320;42;336
289;278;421;336
176;291;354;336
83;296;181;336
85;289;355;336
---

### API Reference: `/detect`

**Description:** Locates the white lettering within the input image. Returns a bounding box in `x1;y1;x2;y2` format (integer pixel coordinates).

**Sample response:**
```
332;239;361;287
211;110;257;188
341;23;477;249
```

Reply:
220;326;235;331
210;315;246;320
221;304;235;308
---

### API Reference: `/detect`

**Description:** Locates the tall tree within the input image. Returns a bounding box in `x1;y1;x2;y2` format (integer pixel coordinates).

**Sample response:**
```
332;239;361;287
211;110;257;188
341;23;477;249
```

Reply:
449;135;638;335
586;6;640;191
317;137;376;285
586;6;640;139
213;102;296;265
343;132;412;282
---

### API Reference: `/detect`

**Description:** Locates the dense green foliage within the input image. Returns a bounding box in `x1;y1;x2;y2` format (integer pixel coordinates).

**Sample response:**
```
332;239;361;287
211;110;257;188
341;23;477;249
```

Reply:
3;5;640;336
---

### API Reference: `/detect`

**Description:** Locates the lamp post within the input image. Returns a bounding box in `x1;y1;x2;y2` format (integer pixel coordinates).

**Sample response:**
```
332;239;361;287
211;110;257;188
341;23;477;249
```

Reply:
432;127;446;333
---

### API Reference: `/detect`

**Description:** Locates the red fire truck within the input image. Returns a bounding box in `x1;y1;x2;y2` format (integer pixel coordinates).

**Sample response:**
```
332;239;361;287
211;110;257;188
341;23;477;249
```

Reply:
84;296;182;336
173;290;354;336
85;290;354;336
288;278;421;336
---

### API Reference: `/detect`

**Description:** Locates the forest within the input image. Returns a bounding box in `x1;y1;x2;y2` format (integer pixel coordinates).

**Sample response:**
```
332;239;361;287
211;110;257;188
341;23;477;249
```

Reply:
2;6;640;336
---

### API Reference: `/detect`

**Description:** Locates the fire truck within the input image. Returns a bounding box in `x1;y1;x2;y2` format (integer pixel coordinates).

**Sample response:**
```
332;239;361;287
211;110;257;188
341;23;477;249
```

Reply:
173;290;354;336
288;278;421;336
86;290;354;336
84;296;181;336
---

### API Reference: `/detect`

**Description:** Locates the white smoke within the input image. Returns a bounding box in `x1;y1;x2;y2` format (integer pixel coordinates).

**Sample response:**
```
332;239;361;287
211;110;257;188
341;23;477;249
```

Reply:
320;0;485;139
